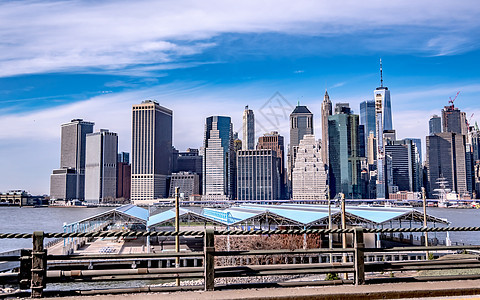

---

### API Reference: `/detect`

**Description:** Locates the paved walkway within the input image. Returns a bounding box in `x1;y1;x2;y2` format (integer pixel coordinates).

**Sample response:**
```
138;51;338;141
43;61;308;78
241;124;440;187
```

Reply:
43;279;480;299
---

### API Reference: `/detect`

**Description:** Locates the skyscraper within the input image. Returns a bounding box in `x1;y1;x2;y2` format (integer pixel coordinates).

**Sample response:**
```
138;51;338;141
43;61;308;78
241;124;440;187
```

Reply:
360;99;376;154
375;59;393;131
242;106;255;150
328;105;364;198
375;89;386;199
442;105;467;134
292;135;328;200
429;115;442;135
50;118;94;201
85;129;118;204
237;149;281;200
257;131;286;198
131;100;172;201
202;116;235;200
426;132;468;197
288;104;314;194
321;90;332;167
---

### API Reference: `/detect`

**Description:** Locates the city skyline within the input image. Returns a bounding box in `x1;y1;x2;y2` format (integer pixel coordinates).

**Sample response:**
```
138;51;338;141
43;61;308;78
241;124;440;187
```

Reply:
1;1;480;194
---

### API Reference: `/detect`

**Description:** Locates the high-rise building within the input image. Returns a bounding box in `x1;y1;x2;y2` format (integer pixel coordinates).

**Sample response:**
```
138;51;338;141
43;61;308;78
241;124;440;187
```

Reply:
292;135;328;200
168;172;200;199
375;88;386;199
202;116;235;200
328;107;364;198
131;100;172;201
367;131;376;165
376;59;393;131
360;99;376;142
117;160;131;201
242;106;255;150
50;118;94;201
288;104;314;194
85;129;118;204
442;105;467;134
426;132;468;197
237;149;281;200
257;131;286;199
429;115;442;135
321;90;332;167
50;168;77;201
117;152;129;164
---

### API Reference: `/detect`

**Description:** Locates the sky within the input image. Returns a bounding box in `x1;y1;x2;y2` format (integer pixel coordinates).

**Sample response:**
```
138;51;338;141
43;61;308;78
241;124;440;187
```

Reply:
1;0;480;195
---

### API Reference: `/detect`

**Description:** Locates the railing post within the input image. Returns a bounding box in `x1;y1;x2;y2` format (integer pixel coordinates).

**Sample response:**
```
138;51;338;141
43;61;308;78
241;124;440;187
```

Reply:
204;228;215;291
31;231;46;298
19;249;32;289
354;227;365;285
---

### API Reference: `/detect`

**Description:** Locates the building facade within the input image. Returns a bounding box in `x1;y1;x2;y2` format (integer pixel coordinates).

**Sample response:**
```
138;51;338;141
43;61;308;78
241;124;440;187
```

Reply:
237;149;281;200
131;100;172;201
168;172;200;199
257;131;285;199
202;116;235;200
288;105;314;196
292;135;328;200
50;168;78;201
85;130;118;204
321;90;332;167
426;132;468;197
328;105;364;198
50;118;94;201
429;115;442;135
242;106;255;150
442;105;467;134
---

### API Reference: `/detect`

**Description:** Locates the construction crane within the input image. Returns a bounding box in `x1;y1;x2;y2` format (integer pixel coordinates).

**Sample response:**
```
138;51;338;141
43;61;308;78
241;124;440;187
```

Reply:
448;91;460;108
467;113;475;128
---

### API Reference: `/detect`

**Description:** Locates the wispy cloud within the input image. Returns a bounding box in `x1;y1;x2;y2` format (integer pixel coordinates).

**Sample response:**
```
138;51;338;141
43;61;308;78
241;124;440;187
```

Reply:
1;1;479;77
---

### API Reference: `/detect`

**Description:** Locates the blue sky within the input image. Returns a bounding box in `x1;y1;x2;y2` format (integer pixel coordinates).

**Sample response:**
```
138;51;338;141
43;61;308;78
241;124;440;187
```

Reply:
1;0;480;194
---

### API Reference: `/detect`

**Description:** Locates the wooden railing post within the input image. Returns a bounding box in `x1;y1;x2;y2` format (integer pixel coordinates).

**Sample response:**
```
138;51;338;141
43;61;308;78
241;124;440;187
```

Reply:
19;249;32;289
31;231;46;298
204;228;215;291
354;227;365;285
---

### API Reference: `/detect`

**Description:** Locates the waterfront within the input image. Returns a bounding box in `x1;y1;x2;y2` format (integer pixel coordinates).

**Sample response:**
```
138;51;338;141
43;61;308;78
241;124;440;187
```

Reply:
0;206;480;253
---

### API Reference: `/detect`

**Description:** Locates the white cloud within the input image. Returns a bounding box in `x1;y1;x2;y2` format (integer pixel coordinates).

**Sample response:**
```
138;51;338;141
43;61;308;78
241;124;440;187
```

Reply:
0;0;479;77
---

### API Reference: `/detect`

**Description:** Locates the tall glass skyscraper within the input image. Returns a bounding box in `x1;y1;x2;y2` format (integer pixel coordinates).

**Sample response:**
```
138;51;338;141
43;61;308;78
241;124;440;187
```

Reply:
202;116;235;200
328;104;364;198
429;115;442;135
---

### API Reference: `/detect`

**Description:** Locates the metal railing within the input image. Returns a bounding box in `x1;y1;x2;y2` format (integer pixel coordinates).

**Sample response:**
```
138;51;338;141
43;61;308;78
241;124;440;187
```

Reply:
1;227;480;298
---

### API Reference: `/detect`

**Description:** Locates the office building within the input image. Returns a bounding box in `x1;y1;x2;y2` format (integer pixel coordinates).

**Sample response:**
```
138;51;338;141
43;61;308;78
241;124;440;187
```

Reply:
367;131;376;165
257;131;285;198
85;130;118;204
376;59;393;131
292;135;328;200
426;132;468;197
321;90;332;167
117;152;129;164
429;115;442;135
242;106;255;150
117;160;131;201
50;118;94;201
328;106;364;198
50;168;78;201
360;99;376;142
131;100;172;201
375;87;386;198
288;104;314;194
202;116;235;200
237;149;281;200
168;172;200;198
442;105;467;134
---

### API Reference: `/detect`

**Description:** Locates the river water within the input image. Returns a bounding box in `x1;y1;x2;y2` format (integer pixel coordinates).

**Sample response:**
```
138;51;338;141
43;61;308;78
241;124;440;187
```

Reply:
0;206;479;253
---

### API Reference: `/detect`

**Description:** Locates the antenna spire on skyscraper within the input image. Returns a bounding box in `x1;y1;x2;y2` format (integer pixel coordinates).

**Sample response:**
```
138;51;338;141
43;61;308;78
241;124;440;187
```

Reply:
380;58;383;88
